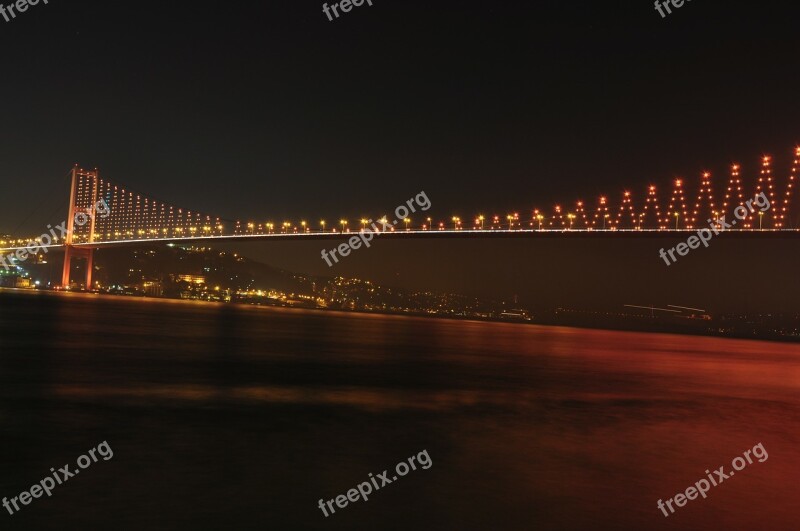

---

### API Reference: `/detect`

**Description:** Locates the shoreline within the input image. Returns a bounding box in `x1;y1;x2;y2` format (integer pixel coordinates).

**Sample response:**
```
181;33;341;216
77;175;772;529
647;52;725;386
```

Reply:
2;287;796;344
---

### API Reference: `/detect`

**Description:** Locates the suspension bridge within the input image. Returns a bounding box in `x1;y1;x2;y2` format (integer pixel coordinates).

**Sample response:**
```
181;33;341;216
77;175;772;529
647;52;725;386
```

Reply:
1;147;798;289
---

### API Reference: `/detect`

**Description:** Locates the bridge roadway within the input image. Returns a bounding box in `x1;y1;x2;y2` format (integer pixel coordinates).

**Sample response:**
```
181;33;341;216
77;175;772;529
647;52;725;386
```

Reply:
1;228;798;253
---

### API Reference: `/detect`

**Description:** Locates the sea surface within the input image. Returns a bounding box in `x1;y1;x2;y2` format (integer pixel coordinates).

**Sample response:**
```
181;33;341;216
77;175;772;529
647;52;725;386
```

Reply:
0;289;798;530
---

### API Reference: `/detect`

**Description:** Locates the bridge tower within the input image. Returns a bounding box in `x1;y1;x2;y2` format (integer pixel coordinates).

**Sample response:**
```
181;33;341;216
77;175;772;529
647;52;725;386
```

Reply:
61;166;98;290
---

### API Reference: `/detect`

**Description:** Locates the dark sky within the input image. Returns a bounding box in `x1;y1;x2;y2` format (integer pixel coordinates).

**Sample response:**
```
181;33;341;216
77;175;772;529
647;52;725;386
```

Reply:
2;0;799;311
2;0;799;224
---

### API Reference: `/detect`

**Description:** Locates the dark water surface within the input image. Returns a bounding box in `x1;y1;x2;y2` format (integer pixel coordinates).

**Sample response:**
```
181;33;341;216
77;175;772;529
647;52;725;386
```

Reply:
1;289;798;530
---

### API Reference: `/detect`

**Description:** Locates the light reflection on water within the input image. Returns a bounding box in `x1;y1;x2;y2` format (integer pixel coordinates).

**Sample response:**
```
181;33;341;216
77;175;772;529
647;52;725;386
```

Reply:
0;289;798;530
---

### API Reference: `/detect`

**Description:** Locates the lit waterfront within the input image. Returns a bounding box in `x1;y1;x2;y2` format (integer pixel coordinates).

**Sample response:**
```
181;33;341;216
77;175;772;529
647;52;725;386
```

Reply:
1;289;798;529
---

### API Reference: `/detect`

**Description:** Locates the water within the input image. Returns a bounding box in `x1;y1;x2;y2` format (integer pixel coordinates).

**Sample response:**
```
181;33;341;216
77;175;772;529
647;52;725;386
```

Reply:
0;289;798;530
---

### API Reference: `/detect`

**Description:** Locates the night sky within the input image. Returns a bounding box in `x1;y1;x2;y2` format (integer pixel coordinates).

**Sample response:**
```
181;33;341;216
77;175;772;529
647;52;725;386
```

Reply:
1;0;799;310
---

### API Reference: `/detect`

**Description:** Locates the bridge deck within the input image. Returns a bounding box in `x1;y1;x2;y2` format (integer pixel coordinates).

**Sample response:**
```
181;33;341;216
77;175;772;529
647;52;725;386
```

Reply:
2;228;799;252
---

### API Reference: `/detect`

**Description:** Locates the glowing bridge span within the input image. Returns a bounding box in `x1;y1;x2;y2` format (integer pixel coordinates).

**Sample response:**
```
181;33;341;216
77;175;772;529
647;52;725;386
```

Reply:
1;147;799;288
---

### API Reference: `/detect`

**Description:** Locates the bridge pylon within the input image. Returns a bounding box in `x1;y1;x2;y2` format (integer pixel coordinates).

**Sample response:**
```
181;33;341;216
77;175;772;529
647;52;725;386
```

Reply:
61;166;97;290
